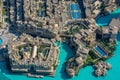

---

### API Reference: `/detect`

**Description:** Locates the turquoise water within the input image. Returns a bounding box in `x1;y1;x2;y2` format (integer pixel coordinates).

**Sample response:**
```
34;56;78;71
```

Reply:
0;38;3;45
0;41;120;80
117;31;120;41
0;42;75;80
96;8;120;26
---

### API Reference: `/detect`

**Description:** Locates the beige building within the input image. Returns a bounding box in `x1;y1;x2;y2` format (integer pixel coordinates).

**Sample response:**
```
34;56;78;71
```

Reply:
8;34;59;77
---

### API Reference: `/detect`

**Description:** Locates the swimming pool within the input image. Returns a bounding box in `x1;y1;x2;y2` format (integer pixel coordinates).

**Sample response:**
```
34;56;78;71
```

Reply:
96;8;120;26
0;38;3;45
70;3;81;19
94;46;107;56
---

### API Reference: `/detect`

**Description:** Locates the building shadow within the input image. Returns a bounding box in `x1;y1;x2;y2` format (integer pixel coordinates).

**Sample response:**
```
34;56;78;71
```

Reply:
59;42;75;79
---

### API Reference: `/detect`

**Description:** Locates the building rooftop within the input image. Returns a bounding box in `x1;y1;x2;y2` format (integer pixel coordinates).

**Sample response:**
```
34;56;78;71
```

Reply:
110;18;120;27
8;34;59;76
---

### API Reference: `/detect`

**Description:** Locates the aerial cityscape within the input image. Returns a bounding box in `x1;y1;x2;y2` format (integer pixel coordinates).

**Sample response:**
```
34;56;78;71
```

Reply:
0;0;120;80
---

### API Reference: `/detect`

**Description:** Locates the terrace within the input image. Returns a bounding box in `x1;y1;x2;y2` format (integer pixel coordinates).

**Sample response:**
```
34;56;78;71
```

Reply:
16;43;33;60
37;44;51;58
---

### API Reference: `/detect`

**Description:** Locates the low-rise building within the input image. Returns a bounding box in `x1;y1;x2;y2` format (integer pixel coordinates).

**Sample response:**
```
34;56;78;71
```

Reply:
8;34;59;77
66;36;89;77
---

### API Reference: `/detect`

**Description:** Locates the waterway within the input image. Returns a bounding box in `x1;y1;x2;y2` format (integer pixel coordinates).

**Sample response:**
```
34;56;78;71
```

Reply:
0;40;120;80
96;8;120;26
0;38;3;45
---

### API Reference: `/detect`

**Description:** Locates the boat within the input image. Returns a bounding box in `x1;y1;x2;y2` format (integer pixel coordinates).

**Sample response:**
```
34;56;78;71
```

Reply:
27;74;44;78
